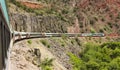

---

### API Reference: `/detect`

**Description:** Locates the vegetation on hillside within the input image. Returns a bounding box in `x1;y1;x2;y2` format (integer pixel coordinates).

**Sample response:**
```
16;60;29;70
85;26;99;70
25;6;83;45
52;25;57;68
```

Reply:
27;40;32;44
68;42;120;70
40;39;51;48
40;58;53;70
9;0;120;33
9;0;34;12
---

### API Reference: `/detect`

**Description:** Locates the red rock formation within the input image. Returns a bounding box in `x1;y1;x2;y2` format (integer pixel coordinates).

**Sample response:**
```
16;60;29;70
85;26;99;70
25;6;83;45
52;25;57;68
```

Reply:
20;1;44;9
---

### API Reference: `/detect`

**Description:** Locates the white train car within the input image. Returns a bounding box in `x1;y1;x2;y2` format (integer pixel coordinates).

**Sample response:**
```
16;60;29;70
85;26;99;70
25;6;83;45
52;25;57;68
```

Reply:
81;33;105;37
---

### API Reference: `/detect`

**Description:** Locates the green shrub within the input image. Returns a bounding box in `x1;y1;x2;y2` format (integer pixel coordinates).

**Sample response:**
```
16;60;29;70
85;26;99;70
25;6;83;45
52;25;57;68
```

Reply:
69;42;120;70
40;40;47;46
90;28;96;33
108;57;120;70
40;40;51;48
47;44;51;48
117;12;120;19
101;42;120;50
43;66;52;70
110;48;120;59
94;17;98;21
68;52;86;70
86;60;100;70
71;39;75;45
90;19;95;25
27;40;32;44
40;58;53;70
101;18;105;22
61;43;65;47
107;22;113;28
99;29;104;33
62;9;69;14
99;62;108;70
75;37;81;46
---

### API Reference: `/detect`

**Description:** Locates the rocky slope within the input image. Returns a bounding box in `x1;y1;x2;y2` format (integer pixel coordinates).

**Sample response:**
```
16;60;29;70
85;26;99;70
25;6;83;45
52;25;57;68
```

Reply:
8;0;120;33
10;37;120;70
10;38;68;70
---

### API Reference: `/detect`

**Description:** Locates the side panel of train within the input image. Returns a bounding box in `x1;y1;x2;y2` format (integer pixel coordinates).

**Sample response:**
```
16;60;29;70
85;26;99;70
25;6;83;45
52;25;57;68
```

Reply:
0;11;11;70
81;33;105;37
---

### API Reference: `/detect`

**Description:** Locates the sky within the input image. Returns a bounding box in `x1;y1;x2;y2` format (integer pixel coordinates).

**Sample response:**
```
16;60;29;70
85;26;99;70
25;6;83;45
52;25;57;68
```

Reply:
0;0;9;24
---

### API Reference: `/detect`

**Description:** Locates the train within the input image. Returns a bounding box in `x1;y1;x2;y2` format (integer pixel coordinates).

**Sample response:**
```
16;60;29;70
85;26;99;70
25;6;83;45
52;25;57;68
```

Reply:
13;31;105;41
81;33;105;37
0;3;12;70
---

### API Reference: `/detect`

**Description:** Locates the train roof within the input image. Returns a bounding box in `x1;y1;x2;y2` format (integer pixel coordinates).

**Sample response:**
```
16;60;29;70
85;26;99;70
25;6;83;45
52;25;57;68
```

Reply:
0;0;9;24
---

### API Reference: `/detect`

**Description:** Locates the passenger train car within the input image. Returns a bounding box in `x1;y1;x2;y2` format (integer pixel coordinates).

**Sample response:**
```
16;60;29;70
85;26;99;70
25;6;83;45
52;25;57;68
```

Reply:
0;3;11;70
81;33;105;37
13;32;105;40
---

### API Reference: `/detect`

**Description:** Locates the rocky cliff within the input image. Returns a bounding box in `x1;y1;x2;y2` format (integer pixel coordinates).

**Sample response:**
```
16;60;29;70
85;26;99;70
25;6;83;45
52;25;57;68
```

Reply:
10;13;68;32
9;0;120;33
